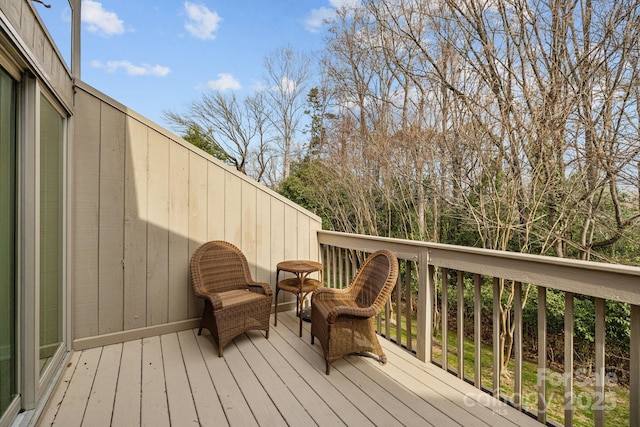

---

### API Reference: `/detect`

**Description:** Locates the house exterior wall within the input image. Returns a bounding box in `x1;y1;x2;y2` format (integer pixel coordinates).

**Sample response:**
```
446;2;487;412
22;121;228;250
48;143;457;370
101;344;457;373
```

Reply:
71;81;322;350
0;0;73;111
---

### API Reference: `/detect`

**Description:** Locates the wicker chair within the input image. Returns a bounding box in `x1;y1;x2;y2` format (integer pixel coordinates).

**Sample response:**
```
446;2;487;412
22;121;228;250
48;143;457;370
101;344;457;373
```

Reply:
311;249;398;374
190;241;273;357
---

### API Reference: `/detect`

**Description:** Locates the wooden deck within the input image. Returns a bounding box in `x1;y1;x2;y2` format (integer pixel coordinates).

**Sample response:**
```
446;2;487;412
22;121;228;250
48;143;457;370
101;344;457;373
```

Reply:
37;311;542;427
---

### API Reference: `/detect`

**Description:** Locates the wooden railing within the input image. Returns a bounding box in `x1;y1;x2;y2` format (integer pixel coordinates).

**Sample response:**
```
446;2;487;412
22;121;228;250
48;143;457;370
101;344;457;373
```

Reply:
318;230;640;427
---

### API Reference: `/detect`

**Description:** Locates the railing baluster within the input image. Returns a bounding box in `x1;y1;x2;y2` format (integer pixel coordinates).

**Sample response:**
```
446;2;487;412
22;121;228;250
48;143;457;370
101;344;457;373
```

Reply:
631;304;640;427
339;248;345;288
538;286;547;424
493;277;501;399
376;254;382;333
321;245;327;283
595;297;605;427
474;273;482;389
384;296;391;339
457;270;464;379
330;246;337;288
442;268;449;371
395;268;402;345
375;251;381;331
406;260;413;352
514;281;523;411
564;291;574;427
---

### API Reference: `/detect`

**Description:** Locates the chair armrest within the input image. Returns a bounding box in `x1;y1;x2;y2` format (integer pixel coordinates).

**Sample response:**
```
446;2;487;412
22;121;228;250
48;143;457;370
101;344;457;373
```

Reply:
248;281;273;297
326;305;377;324
208;294;224;310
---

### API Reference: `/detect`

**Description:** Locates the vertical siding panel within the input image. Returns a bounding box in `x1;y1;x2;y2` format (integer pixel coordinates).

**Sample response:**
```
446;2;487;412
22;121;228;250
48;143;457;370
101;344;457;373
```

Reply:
241;181;257;276
146;132;169;326
168;144;190;322
98;104;125;334
207;164;225;240
270;200;285;287
224;173;242;247
256;190;271;285
124;119;148;330
188;153;207;318
283;206;297;261
297;213;310;260
73;91;100;338
4;2;20;28
309;217;321;262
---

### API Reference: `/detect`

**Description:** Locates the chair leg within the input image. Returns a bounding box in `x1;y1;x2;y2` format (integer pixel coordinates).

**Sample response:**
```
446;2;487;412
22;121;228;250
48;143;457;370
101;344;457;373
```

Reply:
299;308;303;337
274;289;279;326
325;360;331;375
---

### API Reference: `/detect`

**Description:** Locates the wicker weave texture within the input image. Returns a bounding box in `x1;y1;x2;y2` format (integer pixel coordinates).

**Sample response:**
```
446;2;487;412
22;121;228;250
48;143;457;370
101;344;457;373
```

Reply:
310;249;399;374
190;241;272;356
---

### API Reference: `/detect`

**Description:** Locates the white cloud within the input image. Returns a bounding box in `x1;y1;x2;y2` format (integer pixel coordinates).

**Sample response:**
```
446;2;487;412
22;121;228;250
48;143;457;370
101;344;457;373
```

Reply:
303;0;359;33
82;0;124;36
207;73;241;91
184;2;222;40
278;77;297;94
91;60;170;77
302;7;335;33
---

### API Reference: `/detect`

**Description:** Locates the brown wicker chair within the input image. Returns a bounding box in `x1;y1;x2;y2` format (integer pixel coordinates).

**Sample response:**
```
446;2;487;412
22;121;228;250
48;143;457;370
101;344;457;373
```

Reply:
190;241;273;357
311;249;398;374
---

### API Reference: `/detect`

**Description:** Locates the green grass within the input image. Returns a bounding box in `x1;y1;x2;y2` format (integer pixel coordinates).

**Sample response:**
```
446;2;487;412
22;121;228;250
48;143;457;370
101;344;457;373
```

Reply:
379;309;630;426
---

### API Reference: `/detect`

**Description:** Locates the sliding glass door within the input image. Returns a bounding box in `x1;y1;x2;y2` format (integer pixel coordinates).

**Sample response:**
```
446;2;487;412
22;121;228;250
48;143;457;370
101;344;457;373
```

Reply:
0;67;17;421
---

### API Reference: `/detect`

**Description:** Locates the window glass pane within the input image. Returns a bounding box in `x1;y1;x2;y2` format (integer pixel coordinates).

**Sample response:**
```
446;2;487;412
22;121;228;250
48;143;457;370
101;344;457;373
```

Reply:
0;67;17;416
39;94;64;375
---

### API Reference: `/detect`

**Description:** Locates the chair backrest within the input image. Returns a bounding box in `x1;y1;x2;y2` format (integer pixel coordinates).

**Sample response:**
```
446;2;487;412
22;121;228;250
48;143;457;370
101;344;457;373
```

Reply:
350;249;399;312
190;240;253;297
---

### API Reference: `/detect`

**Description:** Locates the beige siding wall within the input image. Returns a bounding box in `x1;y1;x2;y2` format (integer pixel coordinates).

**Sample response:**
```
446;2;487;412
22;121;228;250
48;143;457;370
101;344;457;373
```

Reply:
71;82;322;348
1;0;73;110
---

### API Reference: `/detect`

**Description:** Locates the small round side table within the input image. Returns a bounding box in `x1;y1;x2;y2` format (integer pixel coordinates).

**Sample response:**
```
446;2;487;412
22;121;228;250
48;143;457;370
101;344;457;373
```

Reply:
274;260;323;337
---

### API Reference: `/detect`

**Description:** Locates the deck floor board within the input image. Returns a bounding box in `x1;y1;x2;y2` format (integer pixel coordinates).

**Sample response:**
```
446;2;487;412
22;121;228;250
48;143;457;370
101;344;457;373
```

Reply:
38;311;543;427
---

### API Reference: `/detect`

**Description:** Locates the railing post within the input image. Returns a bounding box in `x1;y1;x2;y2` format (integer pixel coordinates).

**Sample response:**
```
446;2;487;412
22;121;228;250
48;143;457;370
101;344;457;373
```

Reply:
416;250;432;362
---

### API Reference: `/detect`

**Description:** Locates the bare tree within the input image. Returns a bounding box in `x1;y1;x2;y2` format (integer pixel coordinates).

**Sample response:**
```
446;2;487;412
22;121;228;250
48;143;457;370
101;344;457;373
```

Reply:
263;46;312;180
363;0;640;375
164;91;274;183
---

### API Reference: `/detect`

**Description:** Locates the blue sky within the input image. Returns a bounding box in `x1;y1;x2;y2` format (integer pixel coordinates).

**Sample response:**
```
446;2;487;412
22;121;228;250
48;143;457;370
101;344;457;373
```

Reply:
37;0;354;126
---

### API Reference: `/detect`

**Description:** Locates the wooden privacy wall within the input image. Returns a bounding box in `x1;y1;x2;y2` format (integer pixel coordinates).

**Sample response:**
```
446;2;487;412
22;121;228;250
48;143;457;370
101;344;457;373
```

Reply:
71;82;322;347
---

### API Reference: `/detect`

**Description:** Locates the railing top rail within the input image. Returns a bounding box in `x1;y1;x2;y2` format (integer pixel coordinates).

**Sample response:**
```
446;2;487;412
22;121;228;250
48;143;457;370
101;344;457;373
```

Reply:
318;230;640;305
